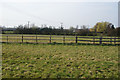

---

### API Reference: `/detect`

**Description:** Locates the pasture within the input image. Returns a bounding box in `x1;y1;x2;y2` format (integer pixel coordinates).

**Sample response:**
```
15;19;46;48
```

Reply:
2;43;119;78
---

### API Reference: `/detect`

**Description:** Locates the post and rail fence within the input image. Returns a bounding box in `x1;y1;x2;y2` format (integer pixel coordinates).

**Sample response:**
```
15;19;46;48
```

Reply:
0;34;120;45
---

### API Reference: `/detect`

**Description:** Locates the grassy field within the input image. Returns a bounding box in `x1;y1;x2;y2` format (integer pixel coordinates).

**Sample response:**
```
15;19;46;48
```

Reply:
2;43;119;78
3;31;14;34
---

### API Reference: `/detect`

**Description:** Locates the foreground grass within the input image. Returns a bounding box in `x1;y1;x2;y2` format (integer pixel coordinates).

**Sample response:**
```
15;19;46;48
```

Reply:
2;43;119;78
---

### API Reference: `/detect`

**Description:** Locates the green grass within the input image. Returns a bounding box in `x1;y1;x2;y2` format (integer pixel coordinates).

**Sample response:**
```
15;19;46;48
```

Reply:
3;31;14;34
2;43;119;78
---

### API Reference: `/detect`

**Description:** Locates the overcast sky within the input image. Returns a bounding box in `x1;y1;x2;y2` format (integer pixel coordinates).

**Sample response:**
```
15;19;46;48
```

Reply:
0;0;119;29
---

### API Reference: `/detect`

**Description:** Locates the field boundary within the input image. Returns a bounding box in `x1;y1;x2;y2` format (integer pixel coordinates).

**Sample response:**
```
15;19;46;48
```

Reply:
1;34;120;45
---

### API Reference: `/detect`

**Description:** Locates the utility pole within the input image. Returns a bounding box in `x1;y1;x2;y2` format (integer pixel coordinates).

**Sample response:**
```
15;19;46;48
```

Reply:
60;23;63;28
28;21;30;28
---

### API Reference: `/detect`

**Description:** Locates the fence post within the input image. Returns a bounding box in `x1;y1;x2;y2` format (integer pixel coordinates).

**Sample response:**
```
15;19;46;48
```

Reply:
7;35;8;43
22;35;23;43
93;37;95;44
49;35;51;43
36;35;37;43
63;36;65;44
114;37;116;44
110;37;112;44
99;36;102;45
76;36;78;44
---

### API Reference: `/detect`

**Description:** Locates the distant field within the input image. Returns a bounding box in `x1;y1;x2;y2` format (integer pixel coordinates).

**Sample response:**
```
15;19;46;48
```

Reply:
2;43;119;78
3;31;14;34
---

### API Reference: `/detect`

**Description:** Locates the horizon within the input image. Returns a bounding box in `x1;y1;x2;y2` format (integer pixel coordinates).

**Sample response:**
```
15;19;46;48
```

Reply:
0;1;118;29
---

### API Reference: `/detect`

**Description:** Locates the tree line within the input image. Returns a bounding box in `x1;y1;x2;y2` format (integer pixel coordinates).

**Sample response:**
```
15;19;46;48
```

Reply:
2;22;120;37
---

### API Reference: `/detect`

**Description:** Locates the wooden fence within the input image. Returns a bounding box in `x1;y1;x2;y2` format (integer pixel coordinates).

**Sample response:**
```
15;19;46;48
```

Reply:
1;34;120;45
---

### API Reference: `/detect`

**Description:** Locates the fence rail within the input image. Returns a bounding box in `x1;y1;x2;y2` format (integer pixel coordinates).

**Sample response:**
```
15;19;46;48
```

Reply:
0;35;120;45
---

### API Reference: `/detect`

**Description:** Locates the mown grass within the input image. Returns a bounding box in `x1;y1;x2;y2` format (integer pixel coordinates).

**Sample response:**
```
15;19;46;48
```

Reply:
2;43;119;78
3;31;14;34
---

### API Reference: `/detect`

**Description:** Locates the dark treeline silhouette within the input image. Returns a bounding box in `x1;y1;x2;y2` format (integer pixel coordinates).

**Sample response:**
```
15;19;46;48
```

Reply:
1;22;120;37
14;26;70;35
3;26;120;37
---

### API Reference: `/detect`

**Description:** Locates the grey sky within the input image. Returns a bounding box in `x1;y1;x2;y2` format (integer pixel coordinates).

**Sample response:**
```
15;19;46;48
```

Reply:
0;0;118;29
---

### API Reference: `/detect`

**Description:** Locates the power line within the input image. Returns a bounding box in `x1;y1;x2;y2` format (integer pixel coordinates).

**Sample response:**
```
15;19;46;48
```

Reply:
2;3;61;24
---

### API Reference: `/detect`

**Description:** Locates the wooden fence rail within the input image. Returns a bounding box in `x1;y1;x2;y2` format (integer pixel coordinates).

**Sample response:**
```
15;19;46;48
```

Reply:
1;35;120;45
